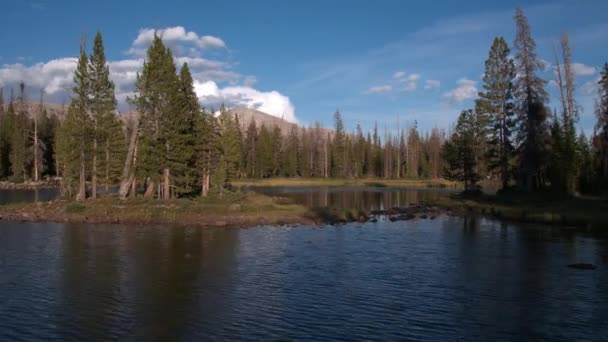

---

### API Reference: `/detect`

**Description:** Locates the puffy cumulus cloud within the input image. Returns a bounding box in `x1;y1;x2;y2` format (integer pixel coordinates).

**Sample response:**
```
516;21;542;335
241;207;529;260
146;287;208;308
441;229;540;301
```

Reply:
128;26;225;57
0;58;77;98
193;81;297;123
424;79;441;90
364;85;392;94
0;26;294;121
443;78;477;104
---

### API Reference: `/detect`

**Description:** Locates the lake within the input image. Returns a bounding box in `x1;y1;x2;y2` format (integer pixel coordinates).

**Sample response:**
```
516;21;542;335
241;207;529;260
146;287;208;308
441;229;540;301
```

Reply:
1;187;607;340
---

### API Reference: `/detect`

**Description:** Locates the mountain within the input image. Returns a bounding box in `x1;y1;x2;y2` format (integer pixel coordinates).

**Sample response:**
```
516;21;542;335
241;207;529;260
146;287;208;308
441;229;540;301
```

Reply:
227;107;296;135
4;103;317;136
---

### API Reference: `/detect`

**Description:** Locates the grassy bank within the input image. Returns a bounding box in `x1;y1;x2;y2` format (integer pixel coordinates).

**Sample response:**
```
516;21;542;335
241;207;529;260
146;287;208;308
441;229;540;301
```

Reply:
427;191;608;228
0;192;323;228
233;177;460;189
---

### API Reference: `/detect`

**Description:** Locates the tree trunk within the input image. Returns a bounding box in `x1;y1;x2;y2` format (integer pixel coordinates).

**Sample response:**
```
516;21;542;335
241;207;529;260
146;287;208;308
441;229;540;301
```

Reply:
33;114;39;182
163;168;170;200
105;140;110;193
144;180;155;197
92;138;97;199
76;151;86;201
201;170;210;197
119;115;139;199
130;176;136;198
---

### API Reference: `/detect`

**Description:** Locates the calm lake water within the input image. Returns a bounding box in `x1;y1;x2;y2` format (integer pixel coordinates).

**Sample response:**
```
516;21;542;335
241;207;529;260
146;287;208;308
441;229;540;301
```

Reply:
1;187;607;340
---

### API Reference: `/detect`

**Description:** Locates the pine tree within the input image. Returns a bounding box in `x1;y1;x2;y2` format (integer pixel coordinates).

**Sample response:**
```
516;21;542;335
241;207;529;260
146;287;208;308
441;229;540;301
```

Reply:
62;42;92;200
333;110;345;177
244;120;258;178
407;124;421;178
476;37;516;190
129;34;179;199
0;88;9;177
8;83;28;181
551;33;578;193
442;110;484;191
513;8;550;191
576;133;594;194
284;125;300;177
194;108;220;196
89;32;120;197
168;63;197;195
218;105;242;187
30;90;46;182
595;63;608;182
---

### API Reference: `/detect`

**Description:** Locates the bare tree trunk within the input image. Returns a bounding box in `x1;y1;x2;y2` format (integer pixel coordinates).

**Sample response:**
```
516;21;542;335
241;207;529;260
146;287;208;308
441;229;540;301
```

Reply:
130;176;136;198
144;180;155;197
202;170;210;197
92;139;97;199
163;168;170;200
105;140;110;193
33;103;39;182
76;152;86;201
119;115;139;199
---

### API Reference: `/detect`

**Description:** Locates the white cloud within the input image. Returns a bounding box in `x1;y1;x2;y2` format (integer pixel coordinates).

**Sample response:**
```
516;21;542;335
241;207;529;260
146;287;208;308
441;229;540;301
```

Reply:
128;26;225;57
194;80;297;122
393;71;406;79
365;85;392;94
443;78;478;104
0;58;77;96
553;62;596;79
0;26;295;123
548;79;559;88
424;79;441;90
571;63;596;77
581;76;601;96
393;72;420;92
540;59;553;72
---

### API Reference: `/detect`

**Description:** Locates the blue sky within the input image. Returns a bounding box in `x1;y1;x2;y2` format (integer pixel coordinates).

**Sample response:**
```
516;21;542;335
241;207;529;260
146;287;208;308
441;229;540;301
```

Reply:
1;0;607;134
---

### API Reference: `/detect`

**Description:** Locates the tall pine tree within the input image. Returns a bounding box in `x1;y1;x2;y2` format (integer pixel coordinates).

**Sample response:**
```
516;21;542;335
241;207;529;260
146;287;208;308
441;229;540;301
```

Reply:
513;8;550;191
476;37;516;190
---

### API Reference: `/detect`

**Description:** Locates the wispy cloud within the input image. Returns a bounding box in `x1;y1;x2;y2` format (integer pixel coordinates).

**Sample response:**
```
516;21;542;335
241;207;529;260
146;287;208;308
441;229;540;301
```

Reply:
365;85;392;94
424;80;441;90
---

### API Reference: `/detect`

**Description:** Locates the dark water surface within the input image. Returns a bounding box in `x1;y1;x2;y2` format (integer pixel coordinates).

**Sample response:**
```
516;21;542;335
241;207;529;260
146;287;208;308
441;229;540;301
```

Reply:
0;188;60;205
1;187;608;340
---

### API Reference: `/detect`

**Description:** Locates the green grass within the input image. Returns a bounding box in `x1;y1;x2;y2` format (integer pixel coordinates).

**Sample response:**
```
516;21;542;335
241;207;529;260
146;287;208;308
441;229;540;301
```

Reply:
0;191;314;227
427;190;608;228
233;177;460;189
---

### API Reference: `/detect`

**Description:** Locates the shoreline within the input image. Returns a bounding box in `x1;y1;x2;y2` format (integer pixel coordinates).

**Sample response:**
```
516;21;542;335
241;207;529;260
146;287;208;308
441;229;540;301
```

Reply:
0;193;322;228
233;177;460;189
425;192;608;229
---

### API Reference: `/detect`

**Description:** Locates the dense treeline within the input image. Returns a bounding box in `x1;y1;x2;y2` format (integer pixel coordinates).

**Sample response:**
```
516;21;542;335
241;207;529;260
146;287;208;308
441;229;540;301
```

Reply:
442;8;608;196
1;7;607;200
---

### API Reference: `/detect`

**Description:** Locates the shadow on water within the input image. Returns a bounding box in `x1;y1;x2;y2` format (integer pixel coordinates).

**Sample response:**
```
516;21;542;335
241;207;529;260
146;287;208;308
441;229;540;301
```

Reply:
0;188;60;205
242;185;454;212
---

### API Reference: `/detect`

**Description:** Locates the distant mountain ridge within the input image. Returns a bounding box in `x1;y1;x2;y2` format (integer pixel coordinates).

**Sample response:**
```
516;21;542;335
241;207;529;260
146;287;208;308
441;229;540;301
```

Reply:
227;107;297;135
3;103;317;136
